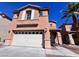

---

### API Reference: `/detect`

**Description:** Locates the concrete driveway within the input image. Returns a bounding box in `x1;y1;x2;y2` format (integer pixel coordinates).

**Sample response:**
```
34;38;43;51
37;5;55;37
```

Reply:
0;46;46;57
0;46;79;57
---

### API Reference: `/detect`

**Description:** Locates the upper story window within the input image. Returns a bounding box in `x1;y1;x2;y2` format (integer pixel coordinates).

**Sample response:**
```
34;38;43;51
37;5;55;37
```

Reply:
40;11;44;16
26;10;31;20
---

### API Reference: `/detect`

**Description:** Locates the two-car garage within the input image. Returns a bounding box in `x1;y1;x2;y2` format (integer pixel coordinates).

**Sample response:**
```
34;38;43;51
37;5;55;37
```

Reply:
12;31;43;48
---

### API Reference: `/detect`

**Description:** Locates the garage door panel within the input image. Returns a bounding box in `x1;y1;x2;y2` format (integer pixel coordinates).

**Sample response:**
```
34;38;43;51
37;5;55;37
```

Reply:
12;33;43;47
12;35;26;46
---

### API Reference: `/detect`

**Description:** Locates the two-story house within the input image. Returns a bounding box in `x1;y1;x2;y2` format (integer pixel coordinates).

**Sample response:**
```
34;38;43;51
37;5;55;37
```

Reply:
5;4;62;48
0;12;11;42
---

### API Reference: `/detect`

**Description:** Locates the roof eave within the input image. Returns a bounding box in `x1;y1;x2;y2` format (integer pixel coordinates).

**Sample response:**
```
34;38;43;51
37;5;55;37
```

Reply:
13;4;49;13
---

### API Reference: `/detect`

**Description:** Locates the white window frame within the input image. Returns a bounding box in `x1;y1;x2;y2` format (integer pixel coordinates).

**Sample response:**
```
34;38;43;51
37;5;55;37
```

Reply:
31;9;35;20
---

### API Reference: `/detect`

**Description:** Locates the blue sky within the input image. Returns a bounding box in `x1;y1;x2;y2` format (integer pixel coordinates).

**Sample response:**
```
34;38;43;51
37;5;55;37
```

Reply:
0;2;73;28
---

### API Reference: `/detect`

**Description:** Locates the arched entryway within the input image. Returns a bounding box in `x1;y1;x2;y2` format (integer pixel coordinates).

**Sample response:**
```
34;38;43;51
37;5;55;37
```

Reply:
72;32;79;45
50;31;57;46
61;33;70;45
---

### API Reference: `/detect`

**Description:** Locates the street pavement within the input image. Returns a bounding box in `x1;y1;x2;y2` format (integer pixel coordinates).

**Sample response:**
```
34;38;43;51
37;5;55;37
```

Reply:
0;46;79;57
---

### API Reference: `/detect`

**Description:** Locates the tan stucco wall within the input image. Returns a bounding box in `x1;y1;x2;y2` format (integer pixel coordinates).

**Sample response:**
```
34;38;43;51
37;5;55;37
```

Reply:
65;25;72;31
49;22;56;29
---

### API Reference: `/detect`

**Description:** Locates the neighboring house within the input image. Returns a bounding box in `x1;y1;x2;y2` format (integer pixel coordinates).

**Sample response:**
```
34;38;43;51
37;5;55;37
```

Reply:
0;12;11;42
5;4;62;48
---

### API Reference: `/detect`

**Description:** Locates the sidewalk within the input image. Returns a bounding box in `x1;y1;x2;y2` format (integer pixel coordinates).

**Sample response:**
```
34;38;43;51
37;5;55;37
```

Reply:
45;46;79;57
63;45;79;54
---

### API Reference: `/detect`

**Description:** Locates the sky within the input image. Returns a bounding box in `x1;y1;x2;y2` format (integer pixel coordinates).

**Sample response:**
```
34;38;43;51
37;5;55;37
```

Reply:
0;2;73;28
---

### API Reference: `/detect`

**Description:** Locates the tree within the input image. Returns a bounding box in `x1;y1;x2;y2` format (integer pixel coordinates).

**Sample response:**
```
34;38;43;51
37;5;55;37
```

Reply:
60;3;79;45
61;3;79;23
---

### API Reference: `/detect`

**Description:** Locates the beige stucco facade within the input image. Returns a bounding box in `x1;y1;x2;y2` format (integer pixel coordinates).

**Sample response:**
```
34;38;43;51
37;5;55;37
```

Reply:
4;4;69;48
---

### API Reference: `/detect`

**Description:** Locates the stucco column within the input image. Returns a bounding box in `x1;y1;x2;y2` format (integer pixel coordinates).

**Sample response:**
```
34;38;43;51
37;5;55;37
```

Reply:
68;34;75;45
57;32;62;45
44;29;51;49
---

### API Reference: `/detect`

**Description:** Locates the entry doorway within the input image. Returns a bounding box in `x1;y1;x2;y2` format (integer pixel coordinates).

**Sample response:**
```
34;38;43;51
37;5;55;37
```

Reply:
50;31;57;46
